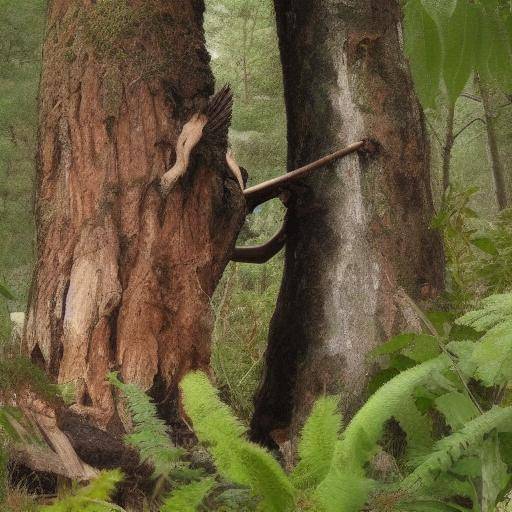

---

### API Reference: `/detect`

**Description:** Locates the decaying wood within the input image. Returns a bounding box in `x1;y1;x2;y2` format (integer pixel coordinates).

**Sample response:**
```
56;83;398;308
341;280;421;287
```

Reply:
232;222;287;263
16;394;97;481
160;113;208;195
244;140;366;210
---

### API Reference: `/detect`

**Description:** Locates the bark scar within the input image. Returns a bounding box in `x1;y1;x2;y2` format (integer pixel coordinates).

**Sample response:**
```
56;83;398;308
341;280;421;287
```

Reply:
160;113;208;196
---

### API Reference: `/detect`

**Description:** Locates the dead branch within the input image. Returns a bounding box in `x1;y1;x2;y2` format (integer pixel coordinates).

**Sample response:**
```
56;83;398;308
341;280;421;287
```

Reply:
232;222;287;264
17;394;98;481
244;140;367;210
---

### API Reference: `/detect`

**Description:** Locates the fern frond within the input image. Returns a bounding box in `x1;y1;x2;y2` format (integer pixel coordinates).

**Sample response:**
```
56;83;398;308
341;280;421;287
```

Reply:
456;293;512;332
180;371;247;445
180;371;295;512
160;478;214;512
108;373;183;479
41;470;125;511
313;466;373;512
291;396;341;490
401;406;512;492
336;356;450;468
394;398;434;461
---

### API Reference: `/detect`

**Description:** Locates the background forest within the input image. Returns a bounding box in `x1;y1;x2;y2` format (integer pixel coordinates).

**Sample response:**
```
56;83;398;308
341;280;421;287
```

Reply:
1;0;512;511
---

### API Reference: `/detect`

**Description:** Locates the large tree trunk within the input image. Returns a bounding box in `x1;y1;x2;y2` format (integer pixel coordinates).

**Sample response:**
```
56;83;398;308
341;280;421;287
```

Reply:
24;0;245;433
251;0;444;448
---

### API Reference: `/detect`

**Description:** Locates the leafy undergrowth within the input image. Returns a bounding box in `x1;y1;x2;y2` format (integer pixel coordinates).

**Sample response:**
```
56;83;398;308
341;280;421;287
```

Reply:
2;292;510;511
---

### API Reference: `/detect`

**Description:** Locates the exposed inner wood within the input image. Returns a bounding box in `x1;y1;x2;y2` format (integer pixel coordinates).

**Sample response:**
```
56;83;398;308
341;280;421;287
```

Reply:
226;150;245;190
160;113;208;195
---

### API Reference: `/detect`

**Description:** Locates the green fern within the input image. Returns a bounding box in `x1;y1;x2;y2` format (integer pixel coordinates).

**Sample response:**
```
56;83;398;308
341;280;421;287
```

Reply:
180;371;295;512
401;406;512;492
456;293;512;385
394;398;434;461
160;478;215;512
40;470;124;511
291;396;341;490
336;356;450;468
108;373;184;479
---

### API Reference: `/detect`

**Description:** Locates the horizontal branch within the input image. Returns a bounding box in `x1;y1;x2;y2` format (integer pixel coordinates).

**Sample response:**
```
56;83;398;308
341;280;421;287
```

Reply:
453;117;485;140
243;140;368;210
232;222;287;264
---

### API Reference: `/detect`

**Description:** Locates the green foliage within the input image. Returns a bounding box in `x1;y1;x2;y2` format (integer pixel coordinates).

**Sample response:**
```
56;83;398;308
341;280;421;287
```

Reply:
0;0;44;321
442;0;479;104
180;371;295;512
401;407;512;491
40;470;125;512
160;478;215;512
404;0;442;108
291;396;341;490
457;293;512;385
432;187;512;310
205;0;287;421
107;373;185;480
404;0;512;107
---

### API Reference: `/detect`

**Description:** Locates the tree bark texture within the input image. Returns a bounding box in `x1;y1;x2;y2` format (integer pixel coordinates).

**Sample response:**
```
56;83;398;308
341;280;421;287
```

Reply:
477;75;508;210
251;0;444;447
24;0;245;432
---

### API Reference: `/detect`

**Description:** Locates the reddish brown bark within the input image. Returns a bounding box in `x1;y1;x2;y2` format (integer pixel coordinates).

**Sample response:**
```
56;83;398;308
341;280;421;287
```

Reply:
24;0;245;432
251;0;444;448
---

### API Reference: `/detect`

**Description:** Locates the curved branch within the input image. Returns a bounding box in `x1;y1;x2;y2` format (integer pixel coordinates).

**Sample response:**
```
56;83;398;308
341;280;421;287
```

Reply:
232;222;287;264
453;117;485;140
243;140;367;210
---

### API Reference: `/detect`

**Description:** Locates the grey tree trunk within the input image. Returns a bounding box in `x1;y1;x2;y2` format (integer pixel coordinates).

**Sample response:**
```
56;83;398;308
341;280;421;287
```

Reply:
251;0;444;448
477;75;508;210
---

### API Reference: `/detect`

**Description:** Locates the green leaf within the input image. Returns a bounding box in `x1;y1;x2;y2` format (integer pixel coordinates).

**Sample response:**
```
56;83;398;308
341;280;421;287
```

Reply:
435;391;479;430
481;434;509;512
180;372;295;512
0;283;14;300
404;0;443;108
314;467;373;512
292;396;341;489
369;333;417;357
395;398;434;460
421;0;457;23
488;13;512;93
442;0;479;104
160;478;215;512
471;236;499;256
402;407;512;492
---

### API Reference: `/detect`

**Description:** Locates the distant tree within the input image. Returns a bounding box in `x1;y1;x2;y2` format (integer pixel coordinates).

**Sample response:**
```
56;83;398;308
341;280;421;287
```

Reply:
404;0;512;207
251;0;445;448
0;0;45;314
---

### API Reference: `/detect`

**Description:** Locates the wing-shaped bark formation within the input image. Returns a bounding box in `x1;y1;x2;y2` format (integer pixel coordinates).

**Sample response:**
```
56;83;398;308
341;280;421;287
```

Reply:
24;0;245;432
